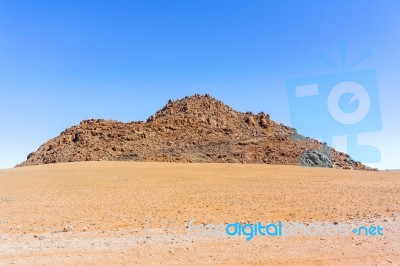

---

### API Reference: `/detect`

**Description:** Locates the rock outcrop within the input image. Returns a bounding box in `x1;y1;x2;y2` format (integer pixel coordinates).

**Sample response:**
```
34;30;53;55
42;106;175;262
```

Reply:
17;94;374;170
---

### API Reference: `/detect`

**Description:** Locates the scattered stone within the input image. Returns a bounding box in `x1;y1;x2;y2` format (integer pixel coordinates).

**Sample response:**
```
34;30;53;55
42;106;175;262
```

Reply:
0;196;10;203
63;225;74;232
33;235;47;240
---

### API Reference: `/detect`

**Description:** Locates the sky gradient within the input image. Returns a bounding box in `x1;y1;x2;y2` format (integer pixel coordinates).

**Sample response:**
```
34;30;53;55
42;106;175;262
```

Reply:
0;0;399;169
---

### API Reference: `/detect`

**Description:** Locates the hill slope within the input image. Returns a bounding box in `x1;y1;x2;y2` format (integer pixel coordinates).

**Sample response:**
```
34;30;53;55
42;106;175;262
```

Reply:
17;94;372;170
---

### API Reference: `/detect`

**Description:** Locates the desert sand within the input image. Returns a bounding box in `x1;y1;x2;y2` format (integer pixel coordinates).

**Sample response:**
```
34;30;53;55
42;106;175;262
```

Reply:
0;162;399;265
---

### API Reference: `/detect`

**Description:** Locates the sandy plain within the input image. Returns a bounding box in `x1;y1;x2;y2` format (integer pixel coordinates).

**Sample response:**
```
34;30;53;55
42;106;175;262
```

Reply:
0;161;399;265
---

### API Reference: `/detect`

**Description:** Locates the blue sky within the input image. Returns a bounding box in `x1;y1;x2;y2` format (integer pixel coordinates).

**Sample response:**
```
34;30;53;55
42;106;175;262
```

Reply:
0;0;399;169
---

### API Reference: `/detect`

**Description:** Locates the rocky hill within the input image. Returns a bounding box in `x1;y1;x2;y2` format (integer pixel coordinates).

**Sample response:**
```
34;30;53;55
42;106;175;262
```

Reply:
17;94;373;170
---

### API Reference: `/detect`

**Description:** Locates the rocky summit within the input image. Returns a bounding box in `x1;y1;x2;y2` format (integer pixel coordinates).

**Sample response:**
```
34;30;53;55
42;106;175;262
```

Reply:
17;94;373;170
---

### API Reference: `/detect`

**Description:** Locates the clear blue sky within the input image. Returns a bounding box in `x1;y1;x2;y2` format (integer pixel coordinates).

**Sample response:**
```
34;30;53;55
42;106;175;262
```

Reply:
0;0;399;169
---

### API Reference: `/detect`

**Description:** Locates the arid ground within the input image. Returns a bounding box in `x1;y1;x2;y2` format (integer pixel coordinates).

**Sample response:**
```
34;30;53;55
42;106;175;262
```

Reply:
0;162;399;265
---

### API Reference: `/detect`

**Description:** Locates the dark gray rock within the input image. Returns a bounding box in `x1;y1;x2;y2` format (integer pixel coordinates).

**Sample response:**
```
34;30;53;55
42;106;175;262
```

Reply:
299;149;333;168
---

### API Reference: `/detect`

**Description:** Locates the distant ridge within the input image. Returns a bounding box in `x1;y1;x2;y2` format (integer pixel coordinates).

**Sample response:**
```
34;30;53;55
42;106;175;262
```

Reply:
18;94;374;170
